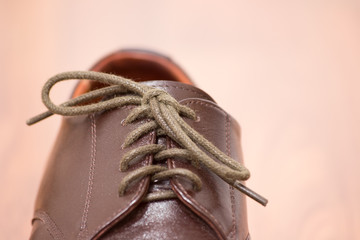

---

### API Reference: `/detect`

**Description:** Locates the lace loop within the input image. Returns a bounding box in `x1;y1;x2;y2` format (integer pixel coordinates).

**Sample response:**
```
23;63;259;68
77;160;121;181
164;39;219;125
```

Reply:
27;71;268;206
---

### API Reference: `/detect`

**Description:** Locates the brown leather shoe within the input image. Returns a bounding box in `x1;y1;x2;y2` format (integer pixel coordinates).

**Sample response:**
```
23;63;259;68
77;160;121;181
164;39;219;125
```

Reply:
28;49;266;240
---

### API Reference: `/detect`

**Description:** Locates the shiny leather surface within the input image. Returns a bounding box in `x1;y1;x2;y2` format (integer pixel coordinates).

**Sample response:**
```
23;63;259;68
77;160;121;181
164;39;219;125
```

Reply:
30;50;250;240
102;200;219;240
170;99;249;240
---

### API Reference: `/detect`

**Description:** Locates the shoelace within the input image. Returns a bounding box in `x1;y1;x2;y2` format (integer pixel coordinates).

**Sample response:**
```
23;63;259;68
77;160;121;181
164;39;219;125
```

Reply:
27;71;268;206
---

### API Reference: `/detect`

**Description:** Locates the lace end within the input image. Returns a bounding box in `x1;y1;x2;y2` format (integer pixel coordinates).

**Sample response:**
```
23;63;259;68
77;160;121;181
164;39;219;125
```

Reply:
26;111;54;126
233;180;268;206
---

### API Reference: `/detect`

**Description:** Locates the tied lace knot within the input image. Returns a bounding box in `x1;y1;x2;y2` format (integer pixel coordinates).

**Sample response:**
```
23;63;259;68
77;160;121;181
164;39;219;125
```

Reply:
27;71;267;206
142;88;167;105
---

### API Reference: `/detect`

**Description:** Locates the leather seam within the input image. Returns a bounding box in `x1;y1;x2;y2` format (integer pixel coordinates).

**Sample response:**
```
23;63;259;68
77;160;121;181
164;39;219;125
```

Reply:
173;100;231;239
155;84;210;99
183;100;223;112
90;172;147;239
171;159;226;237
33;210;65;240
185;100;238;239
226;114;237;240
89;131;154;239
78;114;97;239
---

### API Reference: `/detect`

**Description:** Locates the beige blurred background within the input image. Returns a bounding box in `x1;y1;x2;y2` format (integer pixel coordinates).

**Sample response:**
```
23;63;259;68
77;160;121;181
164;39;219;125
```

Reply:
1;0;359;239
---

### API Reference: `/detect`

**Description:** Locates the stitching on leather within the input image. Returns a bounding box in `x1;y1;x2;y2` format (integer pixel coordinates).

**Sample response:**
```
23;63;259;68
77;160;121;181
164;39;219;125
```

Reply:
226;114;237;240
33;210;65;240
183;100;224;112
89;131;154;239
170;159;226;237
90;178;147;239
78;114;97;239
172;100;231;239
155;84;210;99
183;100;242;240
183;100;240;239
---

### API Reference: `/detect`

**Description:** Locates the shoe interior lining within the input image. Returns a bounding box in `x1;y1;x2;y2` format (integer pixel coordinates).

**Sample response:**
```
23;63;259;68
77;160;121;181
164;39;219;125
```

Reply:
73;52;193;98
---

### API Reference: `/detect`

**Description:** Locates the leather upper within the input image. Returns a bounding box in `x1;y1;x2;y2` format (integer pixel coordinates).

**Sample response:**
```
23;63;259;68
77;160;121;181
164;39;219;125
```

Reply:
30;50;250;240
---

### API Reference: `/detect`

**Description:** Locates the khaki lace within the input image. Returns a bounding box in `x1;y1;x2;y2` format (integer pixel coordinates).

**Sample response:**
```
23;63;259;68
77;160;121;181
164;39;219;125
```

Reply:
27;71;268;206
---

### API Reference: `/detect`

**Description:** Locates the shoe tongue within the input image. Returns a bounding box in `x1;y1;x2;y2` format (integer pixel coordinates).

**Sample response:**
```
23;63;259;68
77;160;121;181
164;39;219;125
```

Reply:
142;80;215;103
